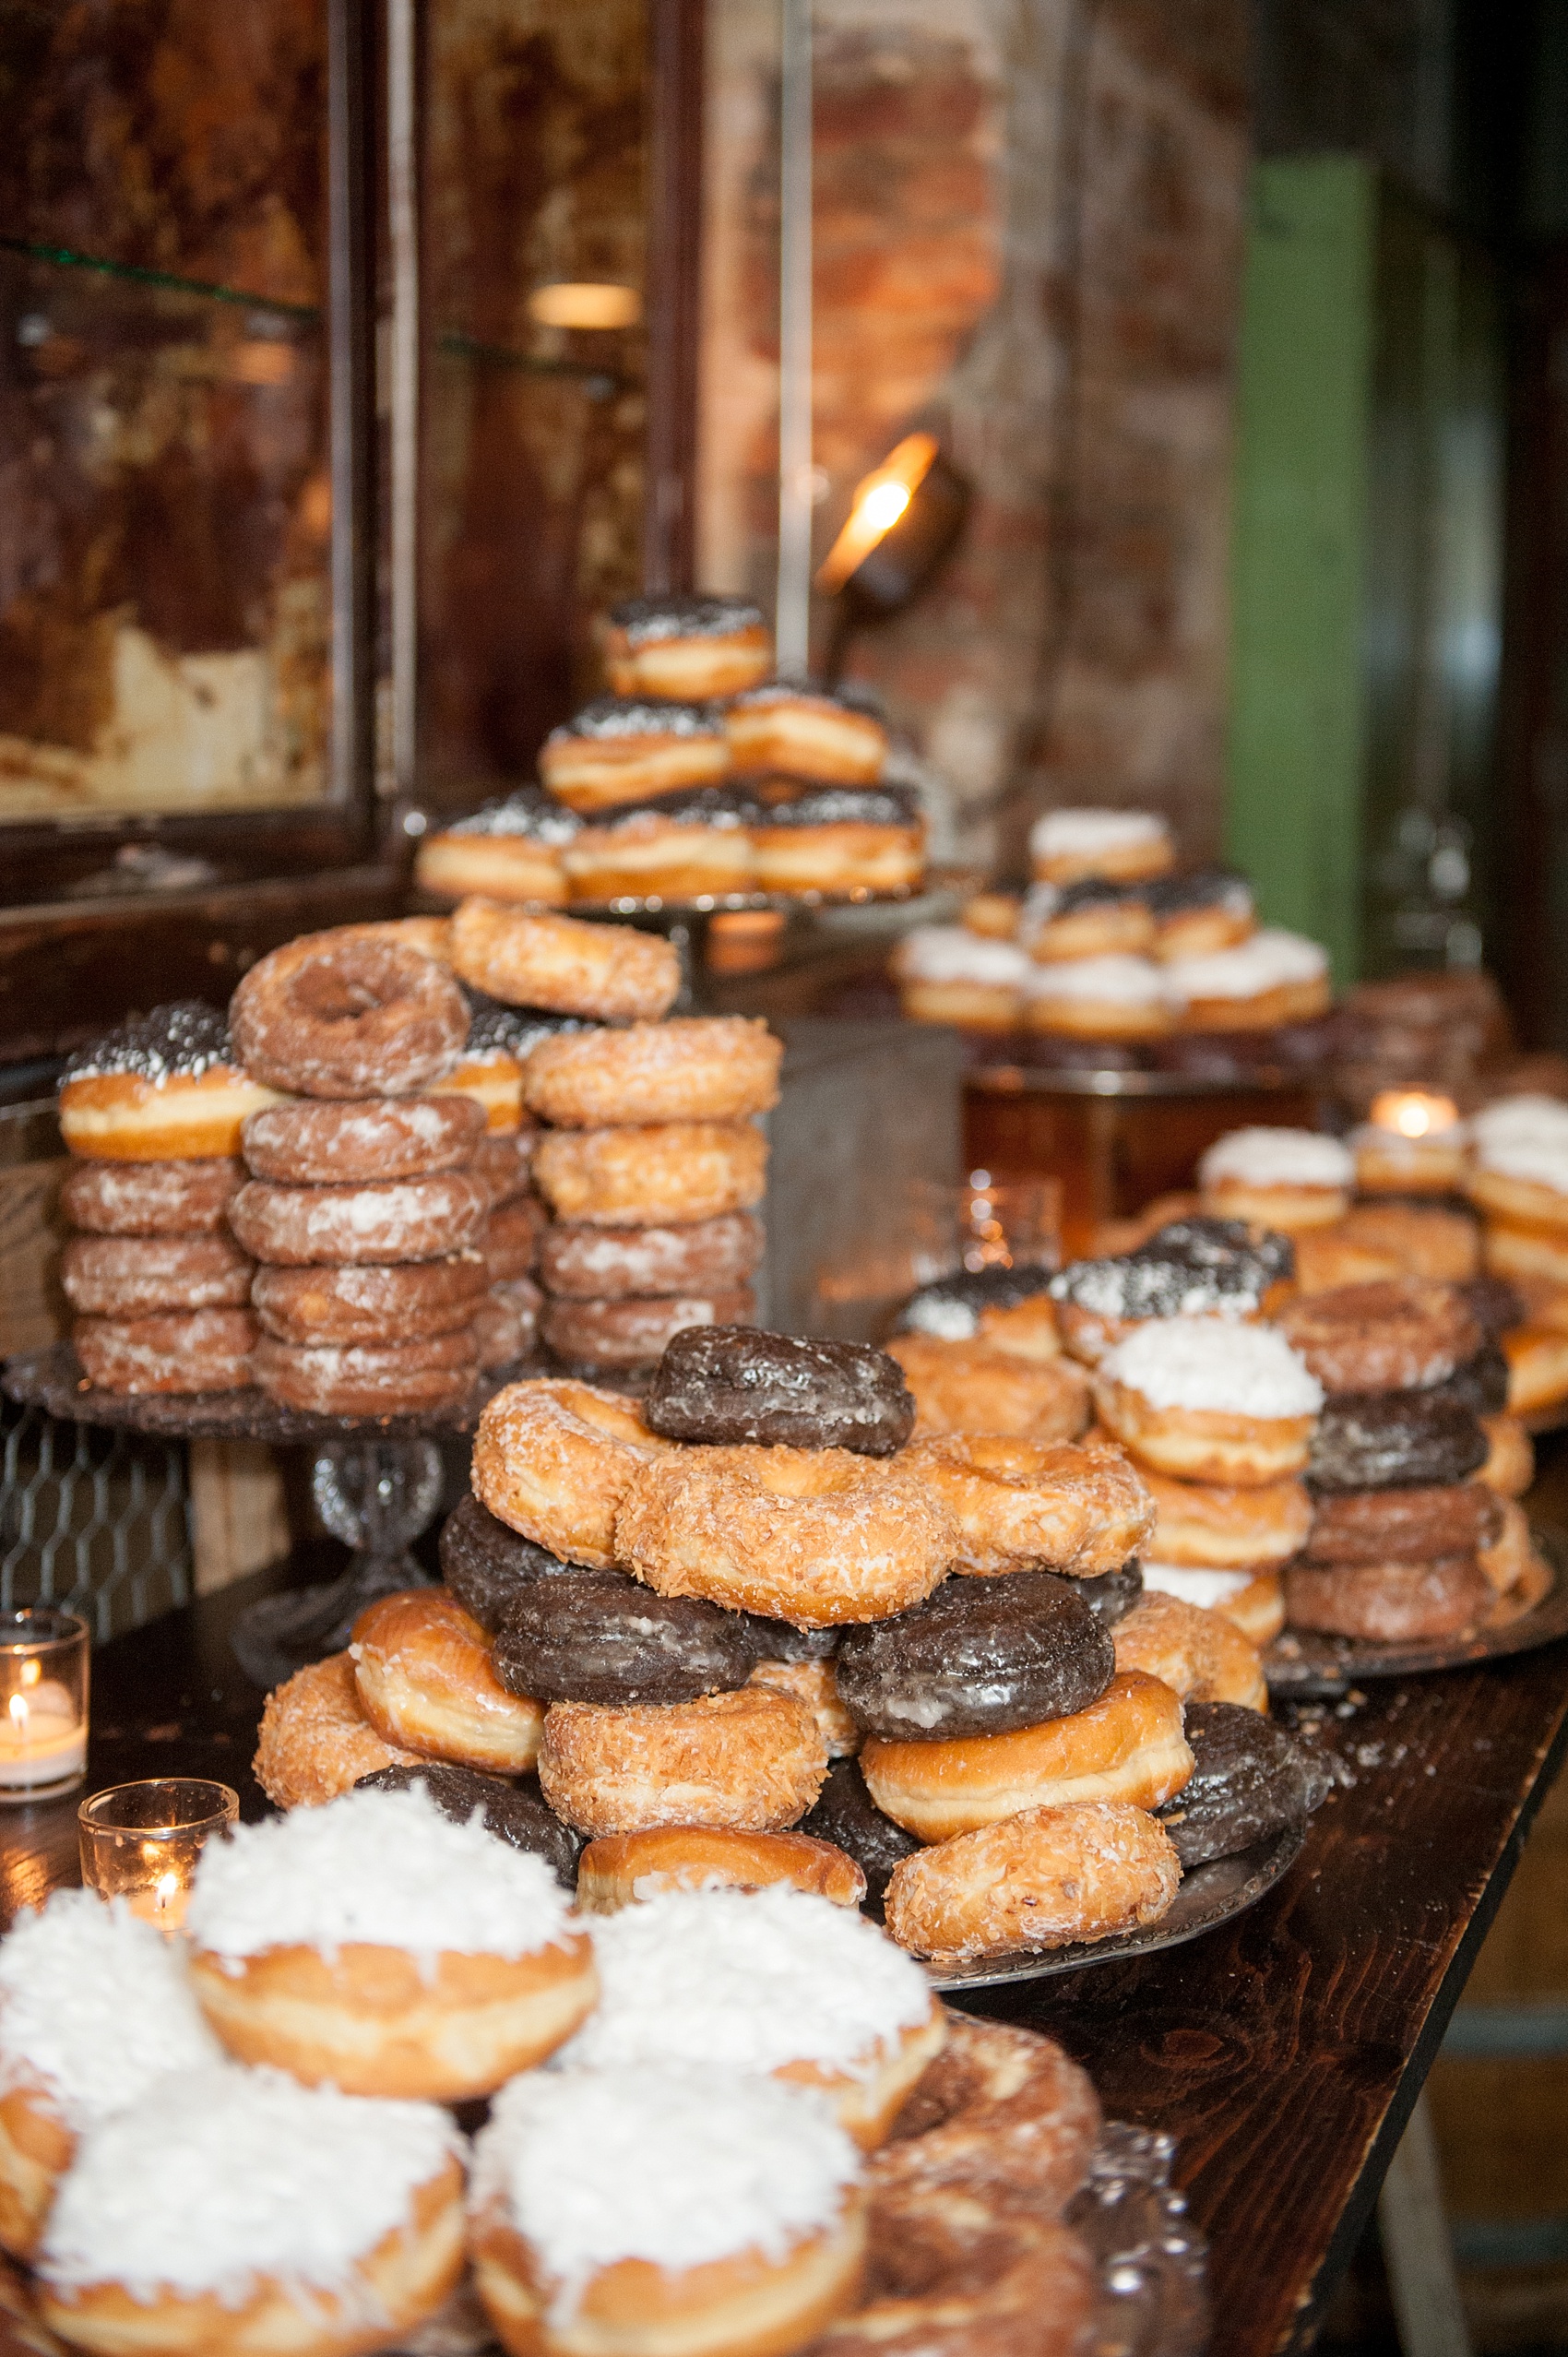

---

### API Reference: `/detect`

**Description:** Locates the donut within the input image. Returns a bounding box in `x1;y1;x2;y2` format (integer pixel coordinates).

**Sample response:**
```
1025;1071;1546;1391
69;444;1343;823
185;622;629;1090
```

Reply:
533;1120;767;1227
1136;1211;1296;1287
252;1255;489;1346
350;1589;542;1772
836;1573;1113;1742
241;1094;485;1184
1484;1219;1568;1287
1468;1093;1568;1158
353;1762;581;1886
0;1891;222;2265
1093;1318;1322;1485
435;995;595;1134
893;1261;1056;1342
1475;1495;1537;1598
414;785;577;906
750;784;926;897
646;1327;914;1454
254;1328;476;1416
469;2067;866;2357
471;1377;675;1570
447;900;681;1021
1145;866;1256;961
230;1170;489;1268
59;1005;286;1163
960;889;1022;938
339;916;456;960
439;1493;585;1630
604;592;772;701
1302;1480;1503;1565
901;1435;1154;1577
870;2011;1102;2215
493;1568;757;1706
1351;1123;1467;1196
536;1687;829;1837
1024;877;1155;962
73;1307;256;1396
576;1826;866;1911
1048;1245;1280;1366
542;1291;749;1370
1308;1389;1489;1492
58;1156;243;1236
885;1334;1091;1443
614;1446;956;1628
1111;1590;1268;1709
1197;1127;1354;1229
1167;928;1332;1031
563;785;763;904
60;1232;254;1316
800;1760;921;1902
1503;1321;1568;1412
861;1671;1192;1841
538;696;731;814
1319;1203;1479;1283
1469;1148;1568;1232
1020;954;1172;1040
36;2069;465;2357
1278;1280;1481;1395
484;1195;546;1282
826;2184;1096;2357
890;926;1030;1030
185;1783;597;2099
1141;1466;1312;1567
1284;1555;1492;1641
475;1280;540;1370
525;1018;781;1128
540;1209;766;1301
253;1652;423;1809
230;932;469;1100
1154;1700;1331;1868
1460;1274;1529;1339
749;1656;861;1758
471;1127;538;1204
1028;809;1175;887
883;1798;1182;1962
1137;1563;1286;1647
723;679;888;783
1073;1558;1146;1624
1478;1412;1534;1498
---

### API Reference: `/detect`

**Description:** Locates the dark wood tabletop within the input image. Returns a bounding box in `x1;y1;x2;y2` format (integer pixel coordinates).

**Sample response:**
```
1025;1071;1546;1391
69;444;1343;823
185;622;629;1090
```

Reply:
4;1493;1567;2357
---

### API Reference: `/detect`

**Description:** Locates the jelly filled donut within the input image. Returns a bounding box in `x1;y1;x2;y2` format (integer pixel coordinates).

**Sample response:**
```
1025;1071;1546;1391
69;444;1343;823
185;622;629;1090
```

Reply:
354;1762;581;1886
1029;809;1175;887
58;1004;282;1162
750;783;926;898
539;1208;765;1301
1155;1701;1331;1869
1278;1279;1481;1396
1094;1317;1324;1485
252;1256;489;1347
1111;1590;1268;1710
448;900;682;1023
59;1156;243;1236
241;1094;484;1184
1308;1388;1489;1492
537;1686;829;1838
253;1652;422;1809
414;785;577;907
723;679;888;784
350;1589;542;1774
563;785;763;904
799;1760;920;1903
883;1798;1182;1963
885;1333;1091;1443
890;925;1029;1030
74;1307;256;1397
439;1493;585;1630
230;931;469;1099
902;1434;1154;1577
1167;928;1331;1031
603;591;772;701
525;1017;781;1128
435;994;594;1135
646;1327;914;1454
576;1826;866;1911
1024;877;1155;962
471;1377;674;1569
61;1232;254;1317
539;696;731;815
533;1120;767;1227
836;1572;1114;1743
1198;1125;1353;1229
493;1568;758;1706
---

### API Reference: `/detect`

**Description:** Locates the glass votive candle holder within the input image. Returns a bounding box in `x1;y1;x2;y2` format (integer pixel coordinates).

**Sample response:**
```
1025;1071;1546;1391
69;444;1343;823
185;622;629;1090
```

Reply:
0;1611;89;1803
78;1780;239;1932
908;1173;1063;1280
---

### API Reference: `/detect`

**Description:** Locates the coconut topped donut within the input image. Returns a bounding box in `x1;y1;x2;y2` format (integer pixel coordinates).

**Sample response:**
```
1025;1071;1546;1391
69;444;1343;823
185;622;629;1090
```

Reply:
645;1327;915;1455
891;926;1030;987
0;1891;221;2134
184;1782;576;1968
1473;1133;1568;1189
1050;1251;1269;1326
61;1003;235;1087
1099;1318;1324;1419
1469;1094;1568;1153
443;785;581;843
608;592;766;647
1022;955;1166;1005
1166;928;1328;1005
556;1886;933;2081
1199;1127;1354;1192
549;696;724;746
39;2066;459;2308
1137;1213;1296;1287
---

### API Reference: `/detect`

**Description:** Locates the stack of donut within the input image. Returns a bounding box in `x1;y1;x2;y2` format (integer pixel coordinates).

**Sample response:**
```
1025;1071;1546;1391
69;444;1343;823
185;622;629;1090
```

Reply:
1465;1094;1568;1417
56;1004;279;1394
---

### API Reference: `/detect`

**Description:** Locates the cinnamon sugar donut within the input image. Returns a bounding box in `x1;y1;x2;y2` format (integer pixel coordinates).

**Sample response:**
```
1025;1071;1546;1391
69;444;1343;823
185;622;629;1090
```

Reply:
471;1377;675;1570
59;1157;243;1237
1284;1557;1491;1641
524;1018;782;1128
60;1233;253;1317
254;1652;422;1809
883;1799;1182;1963
231;1172;490;1266
537;1687;829;1837
351;1589;543;1774
448;900;681;1022
1111;1590;1268;1710
542;1291;755;1371
885;1335;1091;1444
252;1256;488;1345
1278;1280;1481;1396
254;1329;476;1416
532;1121;768;1227
240;1095;485;1184
74;1308;255;1396
901;1436;1154;1577
540;1210;765;1301
1141;1467;1312;1568
230;931;469;1099
576;1827;866;1911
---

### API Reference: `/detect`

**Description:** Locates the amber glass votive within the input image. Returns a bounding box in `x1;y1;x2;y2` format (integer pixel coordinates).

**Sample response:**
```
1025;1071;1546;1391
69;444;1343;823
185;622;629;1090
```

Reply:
78;1780;238;1931
0;1611;89;1803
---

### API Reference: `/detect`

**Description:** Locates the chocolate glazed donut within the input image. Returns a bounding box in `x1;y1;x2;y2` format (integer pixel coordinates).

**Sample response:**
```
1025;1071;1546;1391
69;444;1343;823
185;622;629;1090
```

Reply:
1308;1390;1489;1493
439;1494;588;1632
645;1326;916;1454
836;1572;1114;1742
799;1758;920;1903
1156;1701;1330;1869
494;1569;759;1705
1071;1559;1145;1625
353;1762;580;1887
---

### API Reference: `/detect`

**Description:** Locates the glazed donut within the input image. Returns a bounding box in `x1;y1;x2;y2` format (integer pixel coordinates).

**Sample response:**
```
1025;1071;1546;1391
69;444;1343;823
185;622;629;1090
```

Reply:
230;931;469;1100
252;1255;488;1346
1074;1558;1146;1624
539;696;731;814
614;1446;956;1628
870;2013;1101;2215
1020;954;1172;1040
901;1436;1154;1577
350;1589;542;1773
1278;1279;1480;1395
749;784;926;898
836;1573;1113;1742
185;1783;597;2099
241;1094;485;1184
1093;1318;1323;1486
1302;1480;1502;1565
1308;1389;1488;1492
1477;1495;1538;1597
471;1377;675;1570
885;1334;1091;1444
1483;1219;1568;1287
1145;866;1256;961
576;1826;866;1911
800;1760;920;1903
439;1493;584;1630
723;677;887;782
448;899;682;1022
646;1327;914;1454
59;1156;243;1236
1029;809;1174;887
1025;878;1155;962
413;786;577;907
750;1657;860;1758
1154;1700;1331;1869
861;1671;1192;1842
883;1798;1182;1963
1167;929;1332;1032
1141;1466;1311;1568
536;1687;829;1837
1138;1563;1285;1648
484;1195;546;1282
1284;1556;1492;1642
60;1232;253;1316
493;1567;756;1706
1479;1412;1535;1498
1197;1127;1354;1230
73;1307;255;1396
57;1004;284;1161
1111;1591;1268;1710
604;593;772;701
253;1651;423;1809
524;1018;781;1129
563;786;763;905
254;1329;476;1416
1316;1203;1479;1284
532;1120;767;1227
539;1208;765;1302
230;1171;489;1267
1503;1321;1568;1413
543;1290;755;1372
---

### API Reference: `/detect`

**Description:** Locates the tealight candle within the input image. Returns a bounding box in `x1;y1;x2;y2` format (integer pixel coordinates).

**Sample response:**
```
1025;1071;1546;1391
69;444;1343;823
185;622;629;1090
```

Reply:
78;1780;239;1933
1354;1090;1467;1196
1368;1089;1461;1140
0;1612;89;1803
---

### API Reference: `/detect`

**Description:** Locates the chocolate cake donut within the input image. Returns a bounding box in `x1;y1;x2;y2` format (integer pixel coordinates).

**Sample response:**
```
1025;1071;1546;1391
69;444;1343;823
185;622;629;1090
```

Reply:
1458;1276;1527;1342
798;1757;920;1903
1308;1389;1490;1493
439;1493;587;1631
1429;1344;1511;1419
1284;1554;1492;1642
645;1326;916;1454
835;1571;1114;1742
493;1569;758;1706
1278;1280;1481;1396
352;1762;580;1887
1155;1701;1330;1869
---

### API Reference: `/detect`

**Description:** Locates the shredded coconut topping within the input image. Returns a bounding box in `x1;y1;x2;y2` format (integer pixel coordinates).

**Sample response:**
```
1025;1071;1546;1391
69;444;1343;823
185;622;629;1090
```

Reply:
446;787;580;842
547;697;721;744
1022;954;1166;1005
0;1892;223;2133
1100;1316;1323;1417
1163;927;1327;1002
63;1003;233;1086
1199;1127;1353;1190
609;593;765;645
1138;1563;1254;1610
184;1784;576;1966
474;2065;860;2312
1029;809;1170;859
41;2066;457;2305
895;926;1029;987
1050;1254;1264;1320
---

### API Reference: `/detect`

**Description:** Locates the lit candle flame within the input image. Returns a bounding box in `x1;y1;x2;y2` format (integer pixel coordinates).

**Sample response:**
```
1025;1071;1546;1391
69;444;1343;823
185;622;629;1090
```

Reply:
153;1873;180;1919
7;1694;27;1738
815;432;940;593
1370;1089;1459;1140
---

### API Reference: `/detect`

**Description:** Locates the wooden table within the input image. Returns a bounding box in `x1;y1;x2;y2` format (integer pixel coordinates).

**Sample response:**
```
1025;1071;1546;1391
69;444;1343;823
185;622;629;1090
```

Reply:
4;1510;1567;2357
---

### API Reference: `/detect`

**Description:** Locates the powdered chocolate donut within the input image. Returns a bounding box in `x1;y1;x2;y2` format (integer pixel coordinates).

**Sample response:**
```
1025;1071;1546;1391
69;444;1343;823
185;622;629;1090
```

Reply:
542;1291;756;1371
59;1158;244;1237
645;1326;915;1455
482;1196;546;1283
230;931;469;1098
231;1173;490;1266
74;1308;256;1395
254;1329;476;1415
241;1095;484;1184
538;1209;765;1302
1308;1390;1489;1493
1285;1554;1492;1641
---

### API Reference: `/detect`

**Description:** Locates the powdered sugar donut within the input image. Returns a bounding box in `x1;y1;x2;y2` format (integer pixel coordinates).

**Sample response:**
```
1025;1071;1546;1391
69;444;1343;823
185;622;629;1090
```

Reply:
1166;928;1331;1031
230;932;469;1099
241;1095;484;1184
539;1209;765;1302
1093;1316;1324;1484
1028;809;1174;887
1198;1126;1354;1230
74;1308;256;1396
542;1291;756;1371
254;1330;477;1416
59;1158;244;1237
1020;955;1171;1040
61;1233;254;1317
524;1018;781;1128
231;1172;490;1266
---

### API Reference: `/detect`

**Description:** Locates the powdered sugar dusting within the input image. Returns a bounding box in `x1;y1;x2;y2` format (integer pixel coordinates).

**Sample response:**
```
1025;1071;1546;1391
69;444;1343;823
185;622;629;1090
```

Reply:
1029;809;1170;860
1199;1127;1353;1190
1475;1135;1568;1191
1022;955;1165;1006
1100;1316;1323;1417
1164;928;1327;1002
1139;1563;1253;1610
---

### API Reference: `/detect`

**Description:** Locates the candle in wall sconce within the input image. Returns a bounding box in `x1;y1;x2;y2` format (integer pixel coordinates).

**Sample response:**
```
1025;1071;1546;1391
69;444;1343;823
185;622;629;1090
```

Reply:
0;1612;89;1803
1352;1089;1466;1196
78;1780;239;1933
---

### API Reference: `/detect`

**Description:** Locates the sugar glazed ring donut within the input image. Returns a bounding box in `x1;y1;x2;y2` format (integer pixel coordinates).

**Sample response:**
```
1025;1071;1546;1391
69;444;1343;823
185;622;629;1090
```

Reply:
576;1826;867;1911
883;1798;1182;1963
539;1209;765;1301
60;1233;254;1316
350;1590;543;1773
230;1171;490;1265
74;1308;256;1396
1111;1590;1268;1710
471;1378;675;1570
533;1122;768;1227
885;1334;1092;1443
536;1687;829;1837
615;1446;957;1627
1141;1466;1312;1568
59;1157;244;1236
1278;1279;1481;1396
252;1256;489;1346
57;1004;284;1162
835;1573;1114;1742
646;1327;915;1454
493;1568;758;1706
254;1652;422;1809
448;900;682;1022
1093;1317;1323;1485
870;2013;1102;2214
240;1094;485;1184
254;1329;476;1416
230;932;469;1099
902;1436;1154;1577
524;1018;782;1127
